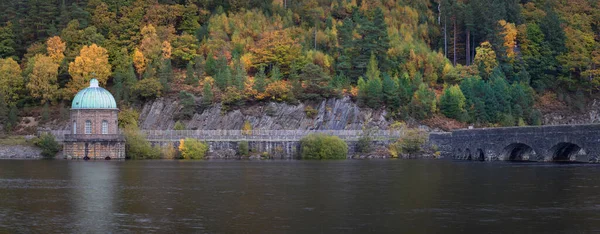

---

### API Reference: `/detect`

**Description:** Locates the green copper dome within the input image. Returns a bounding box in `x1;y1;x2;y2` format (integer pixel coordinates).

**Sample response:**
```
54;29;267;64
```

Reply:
71;79;117;109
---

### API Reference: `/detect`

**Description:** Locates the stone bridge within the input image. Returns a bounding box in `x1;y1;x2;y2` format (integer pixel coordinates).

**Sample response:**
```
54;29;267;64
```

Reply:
432;124;600;163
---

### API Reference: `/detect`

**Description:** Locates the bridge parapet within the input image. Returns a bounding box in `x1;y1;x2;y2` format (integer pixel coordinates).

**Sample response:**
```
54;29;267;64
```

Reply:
439;124;600;163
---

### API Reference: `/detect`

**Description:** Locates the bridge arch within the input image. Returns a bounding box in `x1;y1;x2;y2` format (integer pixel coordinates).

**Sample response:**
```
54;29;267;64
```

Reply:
502;143;537;162
551;142;586;162
465;148;472;160
454;148;462;159
475;149;485;161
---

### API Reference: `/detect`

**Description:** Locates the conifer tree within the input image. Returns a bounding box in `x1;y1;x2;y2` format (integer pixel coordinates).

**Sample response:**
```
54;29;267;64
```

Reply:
185;62;198;86
6;105;17;131
439;85;466;119
202;82;213;107
158;58;173;92
382;74;400;110
253;66;267;93
193;56;205;80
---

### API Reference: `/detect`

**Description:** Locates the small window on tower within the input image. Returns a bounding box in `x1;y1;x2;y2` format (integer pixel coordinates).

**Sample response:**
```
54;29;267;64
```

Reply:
85;120;92;134
102;120;108;134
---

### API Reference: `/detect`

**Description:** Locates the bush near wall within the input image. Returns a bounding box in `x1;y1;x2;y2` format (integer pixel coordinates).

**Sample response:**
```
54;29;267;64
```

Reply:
33;133;60;158
300;134;348;160
124;128;160;159
179;138;208;159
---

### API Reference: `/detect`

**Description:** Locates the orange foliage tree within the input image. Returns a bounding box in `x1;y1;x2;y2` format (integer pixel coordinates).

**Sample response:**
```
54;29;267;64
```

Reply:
66;44;112;97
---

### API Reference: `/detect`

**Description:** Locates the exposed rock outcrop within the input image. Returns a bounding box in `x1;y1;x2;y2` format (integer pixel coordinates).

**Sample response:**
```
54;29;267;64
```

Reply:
139;97;391;130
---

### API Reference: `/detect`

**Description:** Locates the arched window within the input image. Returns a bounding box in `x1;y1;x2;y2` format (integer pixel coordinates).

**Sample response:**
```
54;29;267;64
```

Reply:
102;120;108;134
73;121;77;134
85;120;92;134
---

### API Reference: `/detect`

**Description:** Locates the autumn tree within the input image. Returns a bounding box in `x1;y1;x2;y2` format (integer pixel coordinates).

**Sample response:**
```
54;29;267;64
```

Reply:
66;44;111;97
27;55;59;103
133;48;146;76
139;24;162;65
473;41;498;79
46;36;66;64
250;29;302;75
0;58;23;105
498;20;517;60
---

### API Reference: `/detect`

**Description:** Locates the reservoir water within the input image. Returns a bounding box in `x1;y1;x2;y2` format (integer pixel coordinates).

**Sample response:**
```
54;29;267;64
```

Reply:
1;159;600;233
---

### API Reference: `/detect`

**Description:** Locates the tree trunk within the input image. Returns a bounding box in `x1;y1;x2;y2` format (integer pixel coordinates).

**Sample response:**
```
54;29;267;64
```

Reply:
444;18;447;58
453;17;457;66
466;29;470;66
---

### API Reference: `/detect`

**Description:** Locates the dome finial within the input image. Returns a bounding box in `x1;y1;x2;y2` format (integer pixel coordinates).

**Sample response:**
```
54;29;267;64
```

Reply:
90;78;99;88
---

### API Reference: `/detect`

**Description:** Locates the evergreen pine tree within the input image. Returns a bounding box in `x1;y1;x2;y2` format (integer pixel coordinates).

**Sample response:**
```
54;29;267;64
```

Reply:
193;55;205;80
439;85;466;120
397;73;413;106
158;58;173;92
233;58;246;90
185;62;198;86
202;82;213;107
253;67;267;93
6;105;17;132
270;65;282;81
0;93;7;123
214;67;231;91
205;52;217;76
365;77;383;109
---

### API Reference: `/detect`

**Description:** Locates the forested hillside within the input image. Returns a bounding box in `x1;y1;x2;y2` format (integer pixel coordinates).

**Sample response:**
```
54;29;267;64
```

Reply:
0;0;598;131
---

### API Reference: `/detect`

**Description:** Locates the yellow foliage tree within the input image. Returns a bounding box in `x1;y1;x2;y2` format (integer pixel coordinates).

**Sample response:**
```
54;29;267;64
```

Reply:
133;48;146;75
140;24;162;63
242;120;252;135
0;58;24;105
499;20;517;60
67;44;112;97
249;29;302;74
162;40;172;59
27;55;59;103
264;80;292;102
473;41;498;78
46;36;66;64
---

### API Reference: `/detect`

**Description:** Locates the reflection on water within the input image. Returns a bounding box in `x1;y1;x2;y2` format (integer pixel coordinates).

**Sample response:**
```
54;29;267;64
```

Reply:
1;160;600;233
70;162;117;232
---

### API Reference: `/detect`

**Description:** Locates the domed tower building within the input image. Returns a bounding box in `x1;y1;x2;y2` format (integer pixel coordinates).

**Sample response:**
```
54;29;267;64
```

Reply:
63;79;125;159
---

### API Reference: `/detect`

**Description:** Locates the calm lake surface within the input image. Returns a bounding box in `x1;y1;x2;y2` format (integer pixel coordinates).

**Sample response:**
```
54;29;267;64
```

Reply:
1;160;600;233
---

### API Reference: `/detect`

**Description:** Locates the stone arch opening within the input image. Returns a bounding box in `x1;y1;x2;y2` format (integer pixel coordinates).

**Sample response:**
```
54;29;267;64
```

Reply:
454;148;462;159
465;149;472;160
551;142;585;162
502;143;536;161
476;149;485;161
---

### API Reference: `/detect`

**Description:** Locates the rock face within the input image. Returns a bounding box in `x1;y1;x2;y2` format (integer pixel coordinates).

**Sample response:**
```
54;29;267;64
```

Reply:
0;145;42;159
542;99;600;125
139;97;391;130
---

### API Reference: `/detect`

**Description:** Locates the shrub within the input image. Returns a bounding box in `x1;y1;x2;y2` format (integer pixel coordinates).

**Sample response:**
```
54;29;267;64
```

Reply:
242;120;252;135
33;133;60;158
124;128;160;159
118;108;139;129
300;133;348;160
356;134;372;154
389;129;427;158
157;143;178;159
304;106;317;119
177;91;196;120
174;121;186;130
179;138;208;159
238;141;249;156
132;78;162;100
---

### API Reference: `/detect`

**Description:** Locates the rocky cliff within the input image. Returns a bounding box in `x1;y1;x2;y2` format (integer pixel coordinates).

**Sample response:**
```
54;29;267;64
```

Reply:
139;97;392;130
